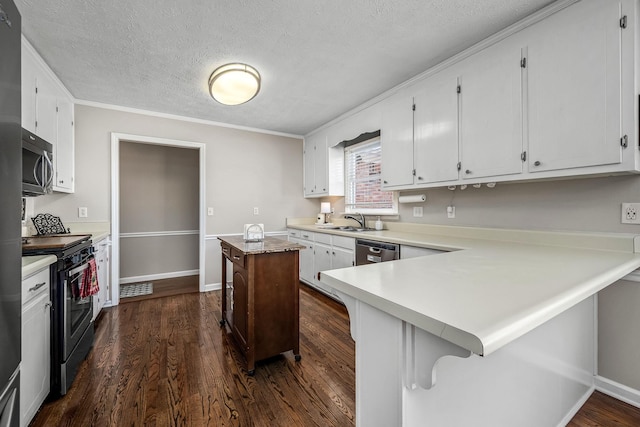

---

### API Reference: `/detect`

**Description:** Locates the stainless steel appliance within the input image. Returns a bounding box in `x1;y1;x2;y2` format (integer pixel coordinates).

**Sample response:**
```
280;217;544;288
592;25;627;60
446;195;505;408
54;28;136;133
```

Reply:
22;235;94;398
355;239;400;265
22;129;53;196
0;1;22;424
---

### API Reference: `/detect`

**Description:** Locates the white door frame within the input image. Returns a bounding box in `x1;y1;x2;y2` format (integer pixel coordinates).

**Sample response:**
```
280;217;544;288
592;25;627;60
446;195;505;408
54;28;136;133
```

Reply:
110;132;206;305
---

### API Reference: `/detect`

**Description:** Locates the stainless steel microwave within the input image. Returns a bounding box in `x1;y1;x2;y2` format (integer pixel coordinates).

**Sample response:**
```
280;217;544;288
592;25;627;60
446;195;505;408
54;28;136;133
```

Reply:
22;128;53;196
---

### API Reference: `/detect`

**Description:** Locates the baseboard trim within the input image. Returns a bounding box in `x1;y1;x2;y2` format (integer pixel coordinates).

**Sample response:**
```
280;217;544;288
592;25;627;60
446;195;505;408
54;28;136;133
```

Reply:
595;376;640;409
557;385;595;427
204;282;222;292
119;269;199;285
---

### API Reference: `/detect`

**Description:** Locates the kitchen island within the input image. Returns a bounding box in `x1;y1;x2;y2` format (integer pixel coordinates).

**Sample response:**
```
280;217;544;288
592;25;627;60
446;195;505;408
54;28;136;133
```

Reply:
292;221;640;426
218;236;305;375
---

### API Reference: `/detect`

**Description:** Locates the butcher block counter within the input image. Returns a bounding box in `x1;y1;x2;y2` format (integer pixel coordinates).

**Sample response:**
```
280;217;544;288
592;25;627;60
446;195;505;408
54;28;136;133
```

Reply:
218;236;305;375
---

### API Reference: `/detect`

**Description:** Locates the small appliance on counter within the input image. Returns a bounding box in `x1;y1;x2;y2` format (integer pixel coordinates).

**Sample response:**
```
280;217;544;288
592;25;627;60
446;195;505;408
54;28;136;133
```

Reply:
316;202;332;224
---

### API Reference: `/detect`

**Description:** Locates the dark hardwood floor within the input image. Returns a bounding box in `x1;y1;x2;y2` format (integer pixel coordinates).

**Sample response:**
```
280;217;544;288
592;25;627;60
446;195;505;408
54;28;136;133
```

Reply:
31;283;640;426
569;391;640;426
32;284;355;426
119;275;199;304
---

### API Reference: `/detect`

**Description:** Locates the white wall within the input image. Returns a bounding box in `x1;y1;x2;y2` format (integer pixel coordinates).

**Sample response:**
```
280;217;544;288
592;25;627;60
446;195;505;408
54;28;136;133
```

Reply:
34;104;319;286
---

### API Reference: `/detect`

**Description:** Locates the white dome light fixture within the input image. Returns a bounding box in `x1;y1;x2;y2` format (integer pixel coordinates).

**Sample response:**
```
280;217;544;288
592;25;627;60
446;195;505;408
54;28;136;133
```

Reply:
208;63;261;106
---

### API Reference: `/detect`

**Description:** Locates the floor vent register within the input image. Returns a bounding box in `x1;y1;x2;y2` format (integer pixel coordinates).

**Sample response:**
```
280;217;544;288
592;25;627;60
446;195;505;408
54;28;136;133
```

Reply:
120;282;153;298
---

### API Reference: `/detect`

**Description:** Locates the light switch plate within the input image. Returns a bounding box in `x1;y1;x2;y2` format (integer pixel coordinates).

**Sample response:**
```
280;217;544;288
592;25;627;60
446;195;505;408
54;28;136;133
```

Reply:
413;207;423;217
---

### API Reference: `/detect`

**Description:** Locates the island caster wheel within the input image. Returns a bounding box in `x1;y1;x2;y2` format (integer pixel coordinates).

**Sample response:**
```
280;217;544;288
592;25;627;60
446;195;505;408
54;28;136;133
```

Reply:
247;369;255;376
294;354;302;362
219;319;226;327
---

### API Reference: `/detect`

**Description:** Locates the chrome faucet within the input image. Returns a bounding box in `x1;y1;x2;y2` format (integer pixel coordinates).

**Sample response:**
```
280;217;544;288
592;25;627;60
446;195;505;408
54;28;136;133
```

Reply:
344;212;365;229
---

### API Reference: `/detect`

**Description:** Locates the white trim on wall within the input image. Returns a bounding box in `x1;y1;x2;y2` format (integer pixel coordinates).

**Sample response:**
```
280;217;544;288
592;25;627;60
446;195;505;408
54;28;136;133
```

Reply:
120;230;199;238
77;99;302;139
596;376;640;409
120;269;200;285
111;132;206;306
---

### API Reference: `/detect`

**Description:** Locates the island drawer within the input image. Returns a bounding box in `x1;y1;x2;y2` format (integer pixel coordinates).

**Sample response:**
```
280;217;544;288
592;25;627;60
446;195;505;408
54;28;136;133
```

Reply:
230;247;246;268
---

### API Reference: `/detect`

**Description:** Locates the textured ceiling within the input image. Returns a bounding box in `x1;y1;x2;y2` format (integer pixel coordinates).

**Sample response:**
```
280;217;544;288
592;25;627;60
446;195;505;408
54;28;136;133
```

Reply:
15;0;555;136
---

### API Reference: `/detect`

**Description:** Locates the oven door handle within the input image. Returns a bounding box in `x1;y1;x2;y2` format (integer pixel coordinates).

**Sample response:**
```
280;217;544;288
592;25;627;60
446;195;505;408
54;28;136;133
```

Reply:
69;263;89;277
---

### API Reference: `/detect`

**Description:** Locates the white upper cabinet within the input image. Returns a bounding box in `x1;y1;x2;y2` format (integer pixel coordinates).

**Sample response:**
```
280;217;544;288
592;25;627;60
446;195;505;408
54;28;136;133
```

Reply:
381;88;414;188
305;0;637;190
22;38;75;193
34;71;59;147
458;37;524;179
413;71;459;184
304;130;344;198
526;0;623;173
54;98;74;192
21;50;37;134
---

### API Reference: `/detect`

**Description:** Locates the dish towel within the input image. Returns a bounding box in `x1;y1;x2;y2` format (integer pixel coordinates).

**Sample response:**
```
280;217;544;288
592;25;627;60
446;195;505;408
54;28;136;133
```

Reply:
80;258;99;298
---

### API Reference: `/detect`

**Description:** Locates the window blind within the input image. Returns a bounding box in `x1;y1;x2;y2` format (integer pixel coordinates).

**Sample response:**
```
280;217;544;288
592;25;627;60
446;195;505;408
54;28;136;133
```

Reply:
344;138;396;213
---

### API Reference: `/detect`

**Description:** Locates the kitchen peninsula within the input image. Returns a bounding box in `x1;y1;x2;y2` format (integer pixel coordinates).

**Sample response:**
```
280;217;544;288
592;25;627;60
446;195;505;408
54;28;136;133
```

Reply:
290;221;640;426
218;236;305;375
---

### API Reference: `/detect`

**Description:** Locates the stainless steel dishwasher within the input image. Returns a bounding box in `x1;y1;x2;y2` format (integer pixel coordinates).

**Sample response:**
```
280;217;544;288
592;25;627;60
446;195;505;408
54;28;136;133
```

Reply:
355;239;400;265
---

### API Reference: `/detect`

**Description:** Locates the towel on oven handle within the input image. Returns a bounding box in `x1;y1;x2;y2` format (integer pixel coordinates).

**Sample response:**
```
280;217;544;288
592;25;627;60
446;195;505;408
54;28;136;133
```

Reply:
79;257;99;298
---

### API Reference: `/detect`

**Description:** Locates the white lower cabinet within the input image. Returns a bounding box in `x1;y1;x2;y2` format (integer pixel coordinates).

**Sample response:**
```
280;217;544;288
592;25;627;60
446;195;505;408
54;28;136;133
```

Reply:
288;229;354;300
93;238;111;320
21;267;51;427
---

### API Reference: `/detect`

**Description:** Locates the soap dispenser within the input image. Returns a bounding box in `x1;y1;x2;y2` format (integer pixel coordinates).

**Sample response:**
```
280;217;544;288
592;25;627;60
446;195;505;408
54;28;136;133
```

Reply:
375;216;383;230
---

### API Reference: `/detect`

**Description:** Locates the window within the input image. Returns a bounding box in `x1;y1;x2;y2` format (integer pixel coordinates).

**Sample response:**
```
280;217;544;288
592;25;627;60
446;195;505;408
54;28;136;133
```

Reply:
344;137;398;215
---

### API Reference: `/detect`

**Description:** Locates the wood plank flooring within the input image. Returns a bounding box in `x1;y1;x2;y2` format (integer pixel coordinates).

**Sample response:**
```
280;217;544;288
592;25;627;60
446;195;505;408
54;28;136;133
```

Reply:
569;391;640;426
30;283;640;426
119;275;199;304
31;285;355;426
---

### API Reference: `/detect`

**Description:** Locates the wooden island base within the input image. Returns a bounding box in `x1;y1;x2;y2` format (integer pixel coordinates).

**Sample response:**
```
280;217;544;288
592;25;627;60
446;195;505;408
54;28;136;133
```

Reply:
219;236;305;374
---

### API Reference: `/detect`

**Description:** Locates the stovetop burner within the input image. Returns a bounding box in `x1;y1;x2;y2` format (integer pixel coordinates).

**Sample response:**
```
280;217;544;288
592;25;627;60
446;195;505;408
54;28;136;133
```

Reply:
22;234;92;257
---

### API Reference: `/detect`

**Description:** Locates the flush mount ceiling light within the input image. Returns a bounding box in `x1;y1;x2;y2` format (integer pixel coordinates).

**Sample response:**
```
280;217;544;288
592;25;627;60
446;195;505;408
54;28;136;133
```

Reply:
208;63;261;106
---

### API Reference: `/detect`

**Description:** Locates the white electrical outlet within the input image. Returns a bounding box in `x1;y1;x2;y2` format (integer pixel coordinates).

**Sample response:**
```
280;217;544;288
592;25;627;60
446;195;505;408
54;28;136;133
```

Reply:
78;207;88;218
253;207;259;215
413;206;423;217
621;203;640;224
207;207;214;216
447;206;455;219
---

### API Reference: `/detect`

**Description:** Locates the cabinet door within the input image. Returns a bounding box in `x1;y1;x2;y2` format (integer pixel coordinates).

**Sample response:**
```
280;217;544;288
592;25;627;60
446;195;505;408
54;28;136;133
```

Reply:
303;132;328;197
232;266;249;348
21;292;50;427
303;138;316;196
21;48;38;134
527;0;622;172
313;242;332;293
381;89;414;188
35;72;58;145
331;246;354;269
314;134;328;195
54;98;74;192
459;38;523;179
291;237;314;284
413;72;460;184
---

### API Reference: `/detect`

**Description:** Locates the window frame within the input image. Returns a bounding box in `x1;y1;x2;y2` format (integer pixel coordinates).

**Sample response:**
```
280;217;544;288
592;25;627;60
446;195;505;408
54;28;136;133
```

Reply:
344;136;398;216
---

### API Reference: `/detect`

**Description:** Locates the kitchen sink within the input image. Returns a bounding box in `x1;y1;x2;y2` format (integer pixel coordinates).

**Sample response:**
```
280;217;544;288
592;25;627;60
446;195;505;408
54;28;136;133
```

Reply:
338;226;376;232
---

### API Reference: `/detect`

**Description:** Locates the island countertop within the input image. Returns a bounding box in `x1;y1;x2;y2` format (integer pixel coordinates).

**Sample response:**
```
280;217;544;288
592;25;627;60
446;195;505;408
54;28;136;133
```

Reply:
296;221;640;356
218;235;305;255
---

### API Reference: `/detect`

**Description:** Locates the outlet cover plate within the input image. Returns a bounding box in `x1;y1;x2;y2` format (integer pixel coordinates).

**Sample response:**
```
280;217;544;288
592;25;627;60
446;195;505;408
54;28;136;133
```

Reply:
622;203;640;224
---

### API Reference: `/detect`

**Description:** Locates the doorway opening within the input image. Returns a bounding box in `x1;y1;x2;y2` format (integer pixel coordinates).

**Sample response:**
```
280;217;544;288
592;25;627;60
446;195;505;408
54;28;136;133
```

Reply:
110;133;206;305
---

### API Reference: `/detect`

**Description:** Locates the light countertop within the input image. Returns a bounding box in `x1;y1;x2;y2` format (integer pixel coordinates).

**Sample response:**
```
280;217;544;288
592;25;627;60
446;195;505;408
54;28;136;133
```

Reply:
22;255;57;279
287;219;640;356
